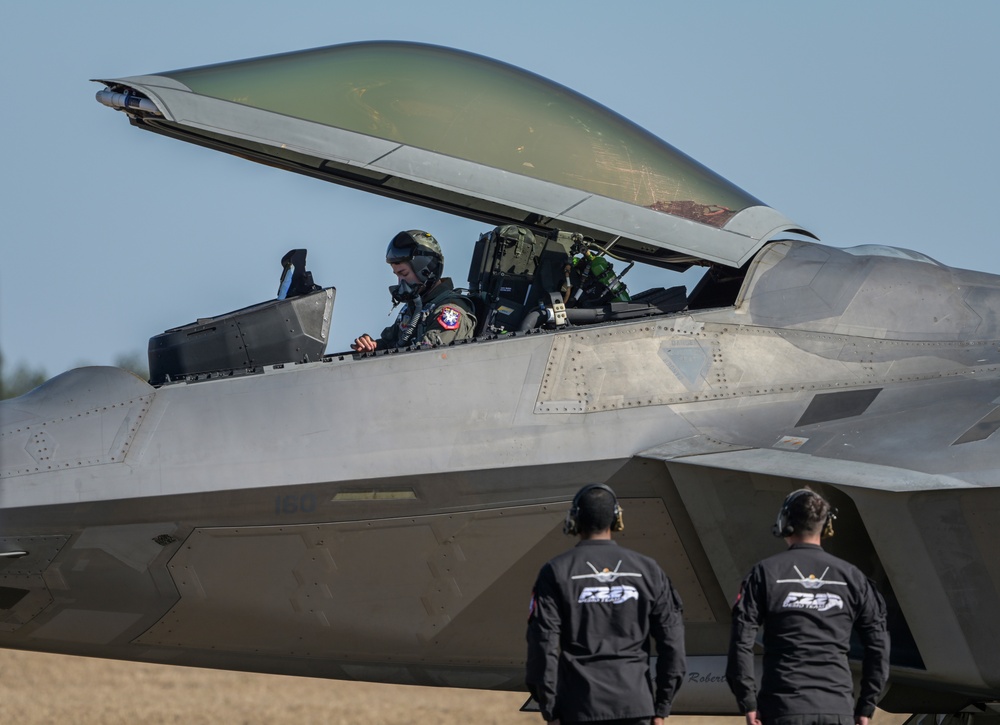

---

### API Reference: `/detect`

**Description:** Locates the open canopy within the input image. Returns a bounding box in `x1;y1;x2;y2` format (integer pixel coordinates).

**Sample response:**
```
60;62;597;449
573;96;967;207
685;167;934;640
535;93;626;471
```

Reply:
96;41;812;269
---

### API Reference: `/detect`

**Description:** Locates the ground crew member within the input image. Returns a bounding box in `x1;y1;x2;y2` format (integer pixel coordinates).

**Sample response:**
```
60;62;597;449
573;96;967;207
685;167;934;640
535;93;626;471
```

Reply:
526;483;686;724
726;488;890;725
352;230;476;352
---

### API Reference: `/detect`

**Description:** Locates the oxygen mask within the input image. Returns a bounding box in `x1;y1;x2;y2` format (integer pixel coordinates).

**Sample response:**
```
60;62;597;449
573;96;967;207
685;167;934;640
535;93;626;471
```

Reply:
390;278;423;305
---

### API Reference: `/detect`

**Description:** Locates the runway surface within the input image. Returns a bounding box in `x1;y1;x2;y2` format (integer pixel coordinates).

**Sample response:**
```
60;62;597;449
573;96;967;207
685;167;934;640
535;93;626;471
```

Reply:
0;649;908;725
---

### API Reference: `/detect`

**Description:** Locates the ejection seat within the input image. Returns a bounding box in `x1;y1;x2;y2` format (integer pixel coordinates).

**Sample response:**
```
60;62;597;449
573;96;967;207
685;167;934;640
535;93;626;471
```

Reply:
467;224;687;336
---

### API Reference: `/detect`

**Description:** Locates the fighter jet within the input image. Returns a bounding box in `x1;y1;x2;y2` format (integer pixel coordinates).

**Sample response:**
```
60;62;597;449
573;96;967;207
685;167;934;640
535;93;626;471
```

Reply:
2;41;999;723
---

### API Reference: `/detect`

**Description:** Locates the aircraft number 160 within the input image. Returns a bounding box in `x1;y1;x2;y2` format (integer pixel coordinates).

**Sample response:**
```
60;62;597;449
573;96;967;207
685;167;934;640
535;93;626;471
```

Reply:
274;493;317;515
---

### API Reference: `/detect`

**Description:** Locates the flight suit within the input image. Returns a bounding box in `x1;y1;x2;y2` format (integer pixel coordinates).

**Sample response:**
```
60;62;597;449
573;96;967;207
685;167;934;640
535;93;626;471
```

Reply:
376;278;476;349
526;539;686;723
726;543;890;724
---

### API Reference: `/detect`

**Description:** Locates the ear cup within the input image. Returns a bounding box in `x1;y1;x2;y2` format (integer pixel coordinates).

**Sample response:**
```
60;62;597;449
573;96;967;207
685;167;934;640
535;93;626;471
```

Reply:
822;507;838;539
563;507;579;536
610;504;624;532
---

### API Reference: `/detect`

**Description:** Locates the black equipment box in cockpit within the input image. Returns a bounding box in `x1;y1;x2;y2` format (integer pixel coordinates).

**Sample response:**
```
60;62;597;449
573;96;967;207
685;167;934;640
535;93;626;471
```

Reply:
147;249;334;385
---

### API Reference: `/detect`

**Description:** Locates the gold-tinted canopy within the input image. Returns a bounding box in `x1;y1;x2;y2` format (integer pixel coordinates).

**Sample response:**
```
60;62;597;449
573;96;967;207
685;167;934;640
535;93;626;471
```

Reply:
97;41;811;268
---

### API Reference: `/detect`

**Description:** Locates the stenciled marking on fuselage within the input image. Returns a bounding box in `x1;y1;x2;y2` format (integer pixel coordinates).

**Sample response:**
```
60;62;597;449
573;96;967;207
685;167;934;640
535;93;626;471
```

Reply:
274;493;317;515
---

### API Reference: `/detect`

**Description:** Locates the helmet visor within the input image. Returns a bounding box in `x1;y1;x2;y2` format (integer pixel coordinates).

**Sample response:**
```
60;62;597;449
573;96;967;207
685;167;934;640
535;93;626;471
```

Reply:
386;232;417;263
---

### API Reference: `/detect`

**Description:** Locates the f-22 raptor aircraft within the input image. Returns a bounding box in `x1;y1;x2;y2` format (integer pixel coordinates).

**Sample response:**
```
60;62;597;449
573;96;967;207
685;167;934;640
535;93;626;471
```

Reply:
2;41;999;723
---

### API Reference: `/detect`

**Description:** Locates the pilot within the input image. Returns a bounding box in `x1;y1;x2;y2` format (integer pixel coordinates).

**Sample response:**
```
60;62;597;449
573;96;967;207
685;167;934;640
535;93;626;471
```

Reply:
726;488;890;725
526;483;686;725
351;230;476;352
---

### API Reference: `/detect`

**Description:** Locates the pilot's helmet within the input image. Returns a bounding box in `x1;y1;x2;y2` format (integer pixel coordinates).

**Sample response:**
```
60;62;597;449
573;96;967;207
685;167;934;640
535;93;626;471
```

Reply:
386;230;444;286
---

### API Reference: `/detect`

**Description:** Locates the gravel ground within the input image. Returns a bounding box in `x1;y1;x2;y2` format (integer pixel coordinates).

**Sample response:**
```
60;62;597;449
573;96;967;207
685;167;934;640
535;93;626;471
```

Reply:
0;649;908;725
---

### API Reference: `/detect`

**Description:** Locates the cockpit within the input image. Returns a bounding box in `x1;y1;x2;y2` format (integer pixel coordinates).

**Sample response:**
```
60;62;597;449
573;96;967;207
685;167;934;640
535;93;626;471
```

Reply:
144;219;757;386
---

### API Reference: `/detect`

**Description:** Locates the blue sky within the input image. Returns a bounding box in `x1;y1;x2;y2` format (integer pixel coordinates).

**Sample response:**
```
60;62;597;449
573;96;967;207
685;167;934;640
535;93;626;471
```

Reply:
3;1;999;378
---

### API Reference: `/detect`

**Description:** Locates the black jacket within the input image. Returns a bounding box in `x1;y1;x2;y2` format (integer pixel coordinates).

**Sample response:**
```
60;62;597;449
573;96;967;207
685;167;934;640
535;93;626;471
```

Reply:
726;543;890;719
526;539;686;722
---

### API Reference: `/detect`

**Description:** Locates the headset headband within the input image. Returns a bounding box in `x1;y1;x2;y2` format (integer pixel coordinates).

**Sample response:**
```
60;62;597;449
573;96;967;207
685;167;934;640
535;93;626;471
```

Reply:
772;488;836;538
564;484;624;535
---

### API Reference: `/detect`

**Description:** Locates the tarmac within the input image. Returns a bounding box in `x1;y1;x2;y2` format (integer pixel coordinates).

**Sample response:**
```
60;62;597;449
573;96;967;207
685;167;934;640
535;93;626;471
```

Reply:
0;648;908;725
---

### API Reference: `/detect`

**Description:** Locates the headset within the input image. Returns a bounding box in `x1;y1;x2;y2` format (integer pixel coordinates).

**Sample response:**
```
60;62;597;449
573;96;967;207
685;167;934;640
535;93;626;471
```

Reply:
563;483;624;536
772;488;837;538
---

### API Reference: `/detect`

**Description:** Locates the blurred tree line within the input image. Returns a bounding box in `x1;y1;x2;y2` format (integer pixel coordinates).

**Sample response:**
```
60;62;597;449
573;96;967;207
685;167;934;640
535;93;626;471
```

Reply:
0;349;148;400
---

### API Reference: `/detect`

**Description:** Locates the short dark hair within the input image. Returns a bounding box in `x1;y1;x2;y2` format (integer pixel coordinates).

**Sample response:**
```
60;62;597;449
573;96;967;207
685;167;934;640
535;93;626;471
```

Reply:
787;489;831;536
577;486;617;535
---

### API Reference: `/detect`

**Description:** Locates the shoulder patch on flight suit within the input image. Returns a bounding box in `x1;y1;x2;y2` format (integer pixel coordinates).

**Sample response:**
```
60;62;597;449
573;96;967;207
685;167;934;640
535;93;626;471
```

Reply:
435;305;463;330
